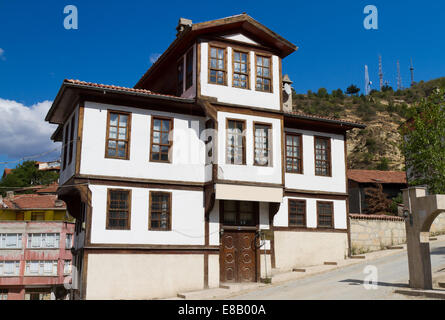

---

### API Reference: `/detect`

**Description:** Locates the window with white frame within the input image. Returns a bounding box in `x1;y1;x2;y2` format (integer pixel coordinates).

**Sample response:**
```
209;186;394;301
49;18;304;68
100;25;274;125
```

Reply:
25;260;58;276
27;233;60;249
0;233;22;249
65;234;73;249
0;261;20;276
64;260;72;275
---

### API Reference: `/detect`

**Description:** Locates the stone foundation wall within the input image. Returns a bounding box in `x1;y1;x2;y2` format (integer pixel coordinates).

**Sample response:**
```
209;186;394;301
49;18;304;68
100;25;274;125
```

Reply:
349;213;445;254
350;215;406;254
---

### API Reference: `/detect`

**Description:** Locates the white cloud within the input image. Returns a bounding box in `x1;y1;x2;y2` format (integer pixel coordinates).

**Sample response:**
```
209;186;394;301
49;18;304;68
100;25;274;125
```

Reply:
0;48;5;61
149;53;161;64
0;98;61;160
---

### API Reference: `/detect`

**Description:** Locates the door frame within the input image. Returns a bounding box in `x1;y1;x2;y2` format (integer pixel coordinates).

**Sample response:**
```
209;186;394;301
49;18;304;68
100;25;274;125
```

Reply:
219;200;260;283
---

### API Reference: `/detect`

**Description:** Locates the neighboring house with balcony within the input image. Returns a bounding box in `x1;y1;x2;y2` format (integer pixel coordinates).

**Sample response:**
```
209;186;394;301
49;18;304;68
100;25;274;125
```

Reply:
0;192;74;300
45;14;365;300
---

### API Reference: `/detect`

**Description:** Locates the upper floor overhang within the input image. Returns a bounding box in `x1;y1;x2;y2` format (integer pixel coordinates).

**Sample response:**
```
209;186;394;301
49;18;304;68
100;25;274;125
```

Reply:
200;98;366;133
45;79;200;126
46;79;365;142
134;13;298;90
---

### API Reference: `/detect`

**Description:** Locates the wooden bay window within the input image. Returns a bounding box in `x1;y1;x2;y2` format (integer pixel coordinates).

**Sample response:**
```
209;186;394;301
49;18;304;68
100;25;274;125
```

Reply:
314;136;331;176
289;199;306;227
106;189;131;230
68;115;75;165
226;119;246;165
177;57;184;95
286;133;303;173
209;46;227;85
62;123;69;170
149;192;171;231
185;49;193;90
105;111;131;160
254;122;272;166
317;201;334;228
232;50;249;89
150;117;173;162
255;54;272;92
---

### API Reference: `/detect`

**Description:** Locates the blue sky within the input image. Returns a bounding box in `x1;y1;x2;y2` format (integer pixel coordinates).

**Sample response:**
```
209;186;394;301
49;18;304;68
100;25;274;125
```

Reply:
0;0;444;175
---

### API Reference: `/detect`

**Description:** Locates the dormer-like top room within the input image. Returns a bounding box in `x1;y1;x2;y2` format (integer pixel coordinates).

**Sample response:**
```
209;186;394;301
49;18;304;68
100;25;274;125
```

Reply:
134;14;298;110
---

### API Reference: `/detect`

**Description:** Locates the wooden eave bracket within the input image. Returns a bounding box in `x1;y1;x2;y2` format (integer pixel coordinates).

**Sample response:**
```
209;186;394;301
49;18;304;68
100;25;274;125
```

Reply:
197;97;218;121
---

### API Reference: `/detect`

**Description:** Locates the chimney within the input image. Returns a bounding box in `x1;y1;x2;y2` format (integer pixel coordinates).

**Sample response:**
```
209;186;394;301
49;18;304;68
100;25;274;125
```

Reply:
6;191;14;200
282;74;293;113
176;18;192;37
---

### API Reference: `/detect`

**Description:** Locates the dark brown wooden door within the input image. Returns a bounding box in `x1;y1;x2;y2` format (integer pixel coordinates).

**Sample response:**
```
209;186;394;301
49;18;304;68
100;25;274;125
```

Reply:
221;231;257;283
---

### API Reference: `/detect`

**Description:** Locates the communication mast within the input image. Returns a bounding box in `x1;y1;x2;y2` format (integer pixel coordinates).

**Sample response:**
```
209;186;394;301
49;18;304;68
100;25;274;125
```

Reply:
379;55;383;91
365;65;371;95
410;58;415;87
397;60;402;91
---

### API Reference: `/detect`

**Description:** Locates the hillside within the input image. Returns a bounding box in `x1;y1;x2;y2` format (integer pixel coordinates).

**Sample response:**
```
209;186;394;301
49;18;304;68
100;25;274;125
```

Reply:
292;77;445;170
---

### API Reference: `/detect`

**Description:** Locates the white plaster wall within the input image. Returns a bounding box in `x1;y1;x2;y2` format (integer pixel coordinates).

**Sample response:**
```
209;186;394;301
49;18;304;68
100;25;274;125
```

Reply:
88;184;206;245
208;200;220;246
208;254;220;288
80;101;207;182
180;44;196;99
59;107;78;185
274;231;348;270
284;128;346;193
274;196;347;230
86;253;204;299
200;42;280;110
222;33;259;45
216;112;282;184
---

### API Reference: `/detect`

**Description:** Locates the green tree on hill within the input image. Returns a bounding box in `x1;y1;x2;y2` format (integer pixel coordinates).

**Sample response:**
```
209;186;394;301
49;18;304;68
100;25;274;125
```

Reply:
400;88;445;194
346;84;360;96
0;161;59;195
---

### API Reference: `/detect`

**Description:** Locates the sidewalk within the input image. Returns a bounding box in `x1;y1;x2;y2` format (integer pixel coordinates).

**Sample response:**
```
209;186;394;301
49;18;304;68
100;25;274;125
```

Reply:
165;236;445;300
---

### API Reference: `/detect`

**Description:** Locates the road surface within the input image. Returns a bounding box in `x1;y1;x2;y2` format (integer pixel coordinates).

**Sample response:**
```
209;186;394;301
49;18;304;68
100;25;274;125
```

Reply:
229;240;445;300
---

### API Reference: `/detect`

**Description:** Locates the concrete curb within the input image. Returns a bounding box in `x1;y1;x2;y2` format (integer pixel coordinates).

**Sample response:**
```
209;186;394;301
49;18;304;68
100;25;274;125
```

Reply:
394;289;445;300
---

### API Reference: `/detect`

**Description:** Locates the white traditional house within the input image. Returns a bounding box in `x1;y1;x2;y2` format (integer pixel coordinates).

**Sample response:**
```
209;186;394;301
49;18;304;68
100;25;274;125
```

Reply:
45;14;365;300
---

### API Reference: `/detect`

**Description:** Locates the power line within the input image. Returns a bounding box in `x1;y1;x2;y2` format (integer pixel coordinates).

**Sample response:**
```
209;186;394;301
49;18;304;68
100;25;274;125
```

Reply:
0;138;79;165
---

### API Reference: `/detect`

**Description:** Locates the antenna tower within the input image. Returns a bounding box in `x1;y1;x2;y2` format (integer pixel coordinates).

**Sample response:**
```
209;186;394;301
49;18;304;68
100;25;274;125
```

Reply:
410;58;415;87
397;60;402;90
379;55;383;91
365;65;371;95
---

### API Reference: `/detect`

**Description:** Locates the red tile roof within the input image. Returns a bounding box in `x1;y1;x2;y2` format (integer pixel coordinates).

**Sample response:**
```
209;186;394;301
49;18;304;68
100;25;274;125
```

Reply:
64;79;187;100
1;194;66;210
2;168;12;177
348;169;407;184
36;183;59;194
284;111;366;128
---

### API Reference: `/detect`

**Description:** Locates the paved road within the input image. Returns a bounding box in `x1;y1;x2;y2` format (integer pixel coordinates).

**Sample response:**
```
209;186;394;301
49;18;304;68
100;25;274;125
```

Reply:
229;240;445;300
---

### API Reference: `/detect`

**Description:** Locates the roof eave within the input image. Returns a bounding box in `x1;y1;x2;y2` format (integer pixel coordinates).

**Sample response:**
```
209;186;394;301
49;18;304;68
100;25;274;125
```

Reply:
285;113;366;130
46;81;196;125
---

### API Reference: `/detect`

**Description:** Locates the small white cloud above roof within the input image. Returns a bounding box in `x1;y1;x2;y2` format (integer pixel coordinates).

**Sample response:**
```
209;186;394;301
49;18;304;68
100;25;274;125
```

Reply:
222;33;259;45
